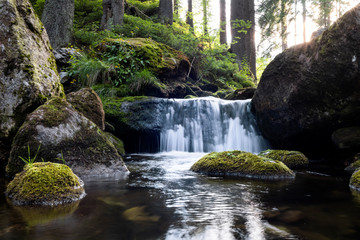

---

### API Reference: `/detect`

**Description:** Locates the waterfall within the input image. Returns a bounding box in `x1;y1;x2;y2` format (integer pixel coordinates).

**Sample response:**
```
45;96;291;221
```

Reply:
159;97;269;153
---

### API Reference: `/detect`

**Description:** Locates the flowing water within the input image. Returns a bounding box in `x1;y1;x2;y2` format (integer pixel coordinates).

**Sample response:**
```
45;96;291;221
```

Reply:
1;97;360;239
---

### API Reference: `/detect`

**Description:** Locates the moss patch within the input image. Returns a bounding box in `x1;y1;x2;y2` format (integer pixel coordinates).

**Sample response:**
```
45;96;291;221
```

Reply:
190;151;295;180
259;150;309;169
6;162;85;206
350;169;360;191
104;132;125;156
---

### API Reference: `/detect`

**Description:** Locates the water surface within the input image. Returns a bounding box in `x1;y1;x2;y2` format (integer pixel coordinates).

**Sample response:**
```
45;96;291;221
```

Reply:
1;152;360;240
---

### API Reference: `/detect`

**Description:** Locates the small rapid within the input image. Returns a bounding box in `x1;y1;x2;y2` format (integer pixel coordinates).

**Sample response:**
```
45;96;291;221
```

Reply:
159;97;269;153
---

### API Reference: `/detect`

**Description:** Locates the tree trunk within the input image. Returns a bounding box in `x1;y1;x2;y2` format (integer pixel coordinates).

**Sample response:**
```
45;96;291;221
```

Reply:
174;0;179;19
159;0;173;24
100;0;124;30
186;0;194;30
203;0;209;36
220;0;227;44
294;0;297;45
231;0;256;79
302;0;306;42
42;0;74;49
280;0;288;51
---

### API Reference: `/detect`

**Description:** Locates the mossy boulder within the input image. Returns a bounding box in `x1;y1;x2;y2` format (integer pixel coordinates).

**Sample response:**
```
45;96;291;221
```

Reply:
350;169;360;191
259;150;309;169
104;132;125;156
331;126;360;149
67;88;105;130
6;162;85;206
6;97;129;178
0;0;64;140
190;151;295;180
252;4;360;157
225;88;256;100
344;153;360;172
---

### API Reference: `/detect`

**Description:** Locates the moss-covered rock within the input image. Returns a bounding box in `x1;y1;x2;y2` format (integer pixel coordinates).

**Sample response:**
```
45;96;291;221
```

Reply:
190;151;295;180
0;0;64;139
350;169;360;191
104;132;125;156
67;88;105;130
225;88;256;100
6;162;85;206
252;4;360;157
331;126;360;149
259;150;309;169
6;97;129;178
344;153;360;172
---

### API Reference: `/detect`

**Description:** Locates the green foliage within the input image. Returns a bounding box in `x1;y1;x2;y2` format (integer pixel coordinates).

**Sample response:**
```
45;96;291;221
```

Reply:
74;0;103;29
30;0;45;17
68;54;110;87
256;57;270;80
18;145;41;168
74;29;120;47
231;19;252;43
128;69;160;94
198;45;254;89
127;0;159;17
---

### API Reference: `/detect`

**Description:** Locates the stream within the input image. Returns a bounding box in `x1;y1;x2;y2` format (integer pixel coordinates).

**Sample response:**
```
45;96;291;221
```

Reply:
1;151;360;240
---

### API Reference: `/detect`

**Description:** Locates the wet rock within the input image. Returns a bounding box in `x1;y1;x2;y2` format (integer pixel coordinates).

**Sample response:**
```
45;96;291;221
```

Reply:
277;210;306;224
190;151;295;180
252;4;360;157
104;132;126;156
0;0;64;143
225;87;256;100
53;48;81;70
6;97;129;178
259;150;309;169
331;126;360;149
6;162;85;206
67;88;105;130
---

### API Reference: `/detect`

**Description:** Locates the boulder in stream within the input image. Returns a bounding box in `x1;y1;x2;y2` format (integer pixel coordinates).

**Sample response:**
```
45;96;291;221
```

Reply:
6;97;129;179
6;162;85;206
259;150;309;169
251;4;360;157
190;151;295;180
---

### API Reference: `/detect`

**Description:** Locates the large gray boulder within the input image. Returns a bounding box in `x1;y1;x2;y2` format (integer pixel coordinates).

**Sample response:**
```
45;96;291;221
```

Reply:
0;0;64;164
6;97;129;179
252;4;360;156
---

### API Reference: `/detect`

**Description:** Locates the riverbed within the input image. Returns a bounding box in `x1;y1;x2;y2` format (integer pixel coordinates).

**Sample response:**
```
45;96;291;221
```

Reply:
1;152;360;240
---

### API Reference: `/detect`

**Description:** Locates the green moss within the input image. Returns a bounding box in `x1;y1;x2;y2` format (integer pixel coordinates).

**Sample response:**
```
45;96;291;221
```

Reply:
104;132;125;156
190;151;295;180
259;150;309;169
39;97;70;127
350;169;360;191
6;162;85;206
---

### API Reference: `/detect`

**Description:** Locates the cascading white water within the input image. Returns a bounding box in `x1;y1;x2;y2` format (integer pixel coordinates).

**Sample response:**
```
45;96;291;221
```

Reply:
159;97;269;153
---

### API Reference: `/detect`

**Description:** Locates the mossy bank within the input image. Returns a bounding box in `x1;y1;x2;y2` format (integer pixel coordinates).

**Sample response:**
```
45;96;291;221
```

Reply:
191;151;295;180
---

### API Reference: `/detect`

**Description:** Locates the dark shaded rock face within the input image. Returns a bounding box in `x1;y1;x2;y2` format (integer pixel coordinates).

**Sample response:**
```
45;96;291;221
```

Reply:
225;88;256;100
6;97;129;179
0;0;64;170
67;88;105;130
252;4;360;157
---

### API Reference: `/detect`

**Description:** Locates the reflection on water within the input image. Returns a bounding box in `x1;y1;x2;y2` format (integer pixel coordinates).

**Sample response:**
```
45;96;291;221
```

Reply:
0;152;360;239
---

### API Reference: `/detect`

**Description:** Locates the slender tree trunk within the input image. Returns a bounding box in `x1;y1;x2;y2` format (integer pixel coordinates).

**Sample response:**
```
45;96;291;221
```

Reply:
159;0;173;24
231;0;256;79
294;0;297;45
220;0;227;44
302;0;306;42
280;0;288;51
202;0;209;36
174;0;179;19
100;0;124;30
42;0;74;49
186;0;194;30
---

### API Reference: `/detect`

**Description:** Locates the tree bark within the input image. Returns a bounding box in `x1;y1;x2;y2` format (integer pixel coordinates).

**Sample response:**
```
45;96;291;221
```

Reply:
280;0;288;51
159;0;173;24
220;0;227;44
42;0;74;49
186;0;194;29
231;0;256;78
203;0;209;36
302;0;306;42
101;0;124;30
